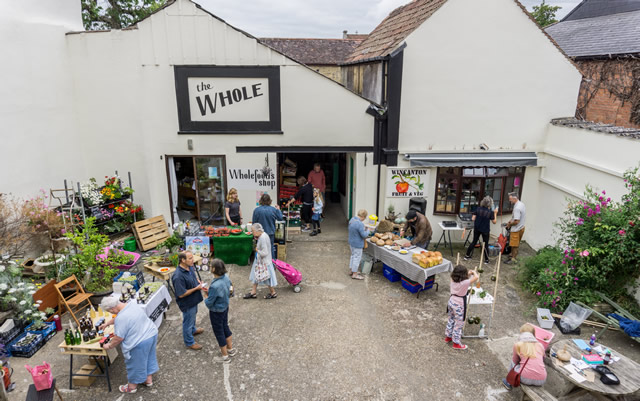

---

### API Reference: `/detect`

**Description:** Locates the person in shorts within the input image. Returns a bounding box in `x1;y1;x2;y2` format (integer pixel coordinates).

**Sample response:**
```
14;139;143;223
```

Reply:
505;192;525;264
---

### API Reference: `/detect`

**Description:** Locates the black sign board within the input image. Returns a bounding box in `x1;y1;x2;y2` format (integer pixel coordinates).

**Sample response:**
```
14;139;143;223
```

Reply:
90;206;102;219
149;299;169;322
136;271;145;286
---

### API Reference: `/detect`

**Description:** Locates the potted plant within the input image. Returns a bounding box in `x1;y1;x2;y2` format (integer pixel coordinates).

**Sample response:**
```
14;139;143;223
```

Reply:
65;217;120;303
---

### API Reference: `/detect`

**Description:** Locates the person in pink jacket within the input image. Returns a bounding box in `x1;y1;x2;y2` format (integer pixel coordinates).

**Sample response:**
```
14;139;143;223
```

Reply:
502;323;547;390
307;163;326;217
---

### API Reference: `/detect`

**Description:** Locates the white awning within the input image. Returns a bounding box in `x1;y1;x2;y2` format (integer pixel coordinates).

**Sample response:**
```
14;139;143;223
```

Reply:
404;152;537;167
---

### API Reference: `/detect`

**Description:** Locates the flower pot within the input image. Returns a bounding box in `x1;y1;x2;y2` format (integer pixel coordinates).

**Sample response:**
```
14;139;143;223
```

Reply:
89;289;114;307
34;254;65;273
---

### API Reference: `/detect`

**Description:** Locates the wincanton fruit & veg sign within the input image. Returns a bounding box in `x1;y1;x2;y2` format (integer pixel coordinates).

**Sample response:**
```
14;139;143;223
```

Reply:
387;168;428;198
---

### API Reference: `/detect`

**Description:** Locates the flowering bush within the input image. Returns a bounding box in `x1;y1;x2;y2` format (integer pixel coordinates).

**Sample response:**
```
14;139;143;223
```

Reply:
0;262;45;322
24;190;68;238
522;168;640;313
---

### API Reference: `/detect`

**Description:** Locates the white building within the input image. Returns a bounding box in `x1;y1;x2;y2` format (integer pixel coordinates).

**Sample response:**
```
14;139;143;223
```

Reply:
2;0;640;256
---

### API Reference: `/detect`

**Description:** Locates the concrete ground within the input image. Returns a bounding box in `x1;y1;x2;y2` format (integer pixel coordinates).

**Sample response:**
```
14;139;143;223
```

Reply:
7;203;640;400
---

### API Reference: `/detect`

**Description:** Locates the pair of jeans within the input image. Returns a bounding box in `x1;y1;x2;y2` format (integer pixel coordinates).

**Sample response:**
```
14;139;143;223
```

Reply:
268;233;277;260
349;246;363;273
466;230;490;261
182;305;198;346
209;308;232;347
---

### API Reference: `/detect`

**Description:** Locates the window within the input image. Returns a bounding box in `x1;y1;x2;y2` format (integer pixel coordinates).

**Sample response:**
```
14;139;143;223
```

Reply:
434;167;525;215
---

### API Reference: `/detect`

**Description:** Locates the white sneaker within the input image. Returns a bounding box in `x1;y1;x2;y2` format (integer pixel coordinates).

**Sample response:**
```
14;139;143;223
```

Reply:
214;355;231;364
227;348;238;357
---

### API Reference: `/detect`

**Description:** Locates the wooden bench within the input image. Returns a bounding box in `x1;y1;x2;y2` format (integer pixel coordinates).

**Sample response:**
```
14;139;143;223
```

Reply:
521;384;558;401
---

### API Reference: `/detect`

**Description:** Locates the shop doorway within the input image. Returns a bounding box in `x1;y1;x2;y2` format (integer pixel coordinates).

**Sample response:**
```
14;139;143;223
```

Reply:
276;153;349;219
166;156;227;225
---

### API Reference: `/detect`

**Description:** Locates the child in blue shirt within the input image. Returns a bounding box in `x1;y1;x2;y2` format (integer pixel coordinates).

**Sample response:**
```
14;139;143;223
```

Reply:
310;188;323;237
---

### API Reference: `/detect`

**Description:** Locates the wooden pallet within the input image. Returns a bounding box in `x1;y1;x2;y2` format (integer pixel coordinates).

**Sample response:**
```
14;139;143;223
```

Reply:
132;216;170;251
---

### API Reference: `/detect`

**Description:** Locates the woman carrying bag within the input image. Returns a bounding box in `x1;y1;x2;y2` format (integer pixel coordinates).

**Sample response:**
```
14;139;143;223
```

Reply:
503;323;547;390
243;223;278;299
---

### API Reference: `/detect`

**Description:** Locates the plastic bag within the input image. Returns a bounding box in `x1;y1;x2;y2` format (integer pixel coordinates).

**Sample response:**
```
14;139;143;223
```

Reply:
559;302;592;332
25;362;53;391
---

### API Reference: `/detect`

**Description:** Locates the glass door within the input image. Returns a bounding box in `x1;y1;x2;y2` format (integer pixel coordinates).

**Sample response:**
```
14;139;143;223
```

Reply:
194;156;226;225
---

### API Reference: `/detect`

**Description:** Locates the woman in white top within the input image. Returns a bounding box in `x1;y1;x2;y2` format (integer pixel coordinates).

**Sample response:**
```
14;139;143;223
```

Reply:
243;223;278;299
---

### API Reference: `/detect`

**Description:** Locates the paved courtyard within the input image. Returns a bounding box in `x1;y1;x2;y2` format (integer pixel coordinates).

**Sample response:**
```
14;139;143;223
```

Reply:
7;204;640;400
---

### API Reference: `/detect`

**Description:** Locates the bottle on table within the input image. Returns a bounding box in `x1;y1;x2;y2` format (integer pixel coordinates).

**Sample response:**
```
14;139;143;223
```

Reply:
589;333;596;346
604;350;611;365
75;329;82;345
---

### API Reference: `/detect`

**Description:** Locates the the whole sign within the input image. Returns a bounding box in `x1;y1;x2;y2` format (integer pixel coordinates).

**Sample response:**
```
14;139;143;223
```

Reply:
387;167;429;198
227;168;277;191
175;66;281;134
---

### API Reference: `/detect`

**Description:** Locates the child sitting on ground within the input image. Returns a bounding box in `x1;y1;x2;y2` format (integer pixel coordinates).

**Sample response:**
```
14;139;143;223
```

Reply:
502;323;547;390
445;265;478;350
310;188;323;237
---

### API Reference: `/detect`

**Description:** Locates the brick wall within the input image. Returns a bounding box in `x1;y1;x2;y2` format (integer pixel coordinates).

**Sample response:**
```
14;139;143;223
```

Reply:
576;59;640;129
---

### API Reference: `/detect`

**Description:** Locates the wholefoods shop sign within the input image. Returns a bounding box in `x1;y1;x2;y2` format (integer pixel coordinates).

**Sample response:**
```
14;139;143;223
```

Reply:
387;168;428;198
174;66;281;134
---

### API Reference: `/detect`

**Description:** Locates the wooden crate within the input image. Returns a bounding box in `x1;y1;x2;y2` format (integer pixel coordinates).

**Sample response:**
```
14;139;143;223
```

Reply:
132;216;170;251
287;226;300;236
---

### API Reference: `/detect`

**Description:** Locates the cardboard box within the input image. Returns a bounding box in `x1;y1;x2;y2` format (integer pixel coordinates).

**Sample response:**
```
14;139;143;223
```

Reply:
277;244;286;261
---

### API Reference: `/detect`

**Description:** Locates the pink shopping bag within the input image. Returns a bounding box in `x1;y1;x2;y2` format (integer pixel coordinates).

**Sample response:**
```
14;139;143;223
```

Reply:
25;362;53;391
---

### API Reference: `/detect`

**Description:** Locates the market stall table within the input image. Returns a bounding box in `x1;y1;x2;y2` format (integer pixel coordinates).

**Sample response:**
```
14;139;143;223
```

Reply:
549;339;640;399
434;222;465;257
212;232;254;266
143;255;203;296
364;243;453;296
135;284;171;328
58;314;118;392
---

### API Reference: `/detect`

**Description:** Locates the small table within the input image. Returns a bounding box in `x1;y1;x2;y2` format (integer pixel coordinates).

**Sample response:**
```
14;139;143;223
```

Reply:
549;339;640;399
26;378;63;401
135;285;172;328
434;222;465;257
143;255;203;296
59;315;118;392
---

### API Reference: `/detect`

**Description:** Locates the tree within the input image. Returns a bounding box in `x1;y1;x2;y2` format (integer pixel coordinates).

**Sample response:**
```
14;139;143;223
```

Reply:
531;0;561;27
81;0;168;30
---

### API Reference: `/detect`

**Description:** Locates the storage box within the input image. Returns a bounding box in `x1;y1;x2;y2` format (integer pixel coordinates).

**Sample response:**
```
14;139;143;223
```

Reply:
401;277;435;293
383;264;400;282
532;324;554;350
8;332;43;358
536;308;554;329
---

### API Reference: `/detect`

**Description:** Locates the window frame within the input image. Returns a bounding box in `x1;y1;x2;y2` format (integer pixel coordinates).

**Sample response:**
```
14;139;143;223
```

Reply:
433;167;525;216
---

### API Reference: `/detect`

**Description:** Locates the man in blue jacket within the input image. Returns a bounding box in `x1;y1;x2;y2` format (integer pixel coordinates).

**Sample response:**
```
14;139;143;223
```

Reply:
252;193;284;259
171;251;205;350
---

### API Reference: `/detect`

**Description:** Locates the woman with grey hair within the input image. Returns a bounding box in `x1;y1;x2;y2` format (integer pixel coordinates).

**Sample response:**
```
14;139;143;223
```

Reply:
98;296;159;393
243;222;278;299
463;196;497;264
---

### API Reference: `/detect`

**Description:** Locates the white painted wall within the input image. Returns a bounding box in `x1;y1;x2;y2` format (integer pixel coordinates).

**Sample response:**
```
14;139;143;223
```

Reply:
398;0;581;152
64;0;374;222
0;1;84;200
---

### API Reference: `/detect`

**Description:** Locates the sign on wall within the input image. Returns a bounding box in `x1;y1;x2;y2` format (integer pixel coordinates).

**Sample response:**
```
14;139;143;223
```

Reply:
387;167;429;198
227;168;277;191
174;66;281;134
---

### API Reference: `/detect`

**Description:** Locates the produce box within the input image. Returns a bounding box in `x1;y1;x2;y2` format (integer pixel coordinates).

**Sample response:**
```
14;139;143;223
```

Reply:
536;307;554;329
401;276;435;294
114;271;140;291
0;319;23;347
8;332;43;358
383;264;400;282
25;321;56;343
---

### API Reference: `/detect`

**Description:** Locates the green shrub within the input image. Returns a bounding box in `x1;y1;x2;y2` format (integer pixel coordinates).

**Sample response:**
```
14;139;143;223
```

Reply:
522;168;640;312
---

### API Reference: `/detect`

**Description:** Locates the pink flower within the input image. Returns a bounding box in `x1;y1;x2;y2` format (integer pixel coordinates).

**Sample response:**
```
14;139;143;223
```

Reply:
559;290;563;294
546;283;550;287
561;260;567;264
570;249;575;254
619;229;626;236
536;292;541;296
602;190;606;195
574;277;579;281
580;250;590;257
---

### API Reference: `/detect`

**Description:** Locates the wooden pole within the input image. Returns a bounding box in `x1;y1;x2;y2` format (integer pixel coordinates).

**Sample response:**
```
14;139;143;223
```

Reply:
490;251;502;319
456;252;460;265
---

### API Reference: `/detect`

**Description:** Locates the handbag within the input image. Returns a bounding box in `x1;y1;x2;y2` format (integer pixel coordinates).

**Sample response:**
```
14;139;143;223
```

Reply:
25;362;53;391
254;258;271;282
506;358;529;387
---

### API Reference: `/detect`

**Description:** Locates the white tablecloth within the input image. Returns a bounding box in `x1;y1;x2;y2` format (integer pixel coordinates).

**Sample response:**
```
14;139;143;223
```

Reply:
364;244;453;284
132;285;172;328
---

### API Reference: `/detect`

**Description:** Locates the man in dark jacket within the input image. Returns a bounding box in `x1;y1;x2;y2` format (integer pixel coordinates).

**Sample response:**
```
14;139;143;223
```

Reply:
401;210;433;250
172;251;204;350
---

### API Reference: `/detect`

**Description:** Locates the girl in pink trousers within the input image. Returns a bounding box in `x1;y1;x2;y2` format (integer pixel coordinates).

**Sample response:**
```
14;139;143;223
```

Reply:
445;265;478;350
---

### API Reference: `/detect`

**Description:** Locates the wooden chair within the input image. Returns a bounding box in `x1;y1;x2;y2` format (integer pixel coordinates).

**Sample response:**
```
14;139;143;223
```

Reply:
54;275;93;328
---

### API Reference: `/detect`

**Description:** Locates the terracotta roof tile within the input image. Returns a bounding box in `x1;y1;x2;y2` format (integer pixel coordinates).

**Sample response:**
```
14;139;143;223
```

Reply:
345;0;447;63
259;38;364;65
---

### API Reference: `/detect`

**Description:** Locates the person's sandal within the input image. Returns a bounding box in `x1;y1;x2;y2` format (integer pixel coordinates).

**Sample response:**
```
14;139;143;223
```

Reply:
141;381;153;387
119;384;137;393
243;292;257;299
264;293;277;299
352;274;364;280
